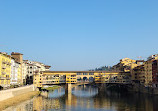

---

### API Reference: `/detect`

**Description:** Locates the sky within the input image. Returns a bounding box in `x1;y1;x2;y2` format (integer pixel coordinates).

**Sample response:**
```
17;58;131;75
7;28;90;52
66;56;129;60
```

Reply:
0;0;158;71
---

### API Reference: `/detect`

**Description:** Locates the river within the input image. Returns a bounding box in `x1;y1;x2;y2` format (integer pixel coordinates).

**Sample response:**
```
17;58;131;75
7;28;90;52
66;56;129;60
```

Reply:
3;85;158;111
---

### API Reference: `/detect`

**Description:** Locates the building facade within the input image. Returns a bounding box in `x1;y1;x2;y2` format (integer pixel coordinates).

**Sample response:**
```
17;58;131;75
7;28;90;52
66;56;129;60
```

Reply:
11;58;19;85
112;58;139;72
144;59;158;87
23;60;51;85
0;52;11;88
152;60;158;87
11;52;23;85
147;54;158;61
132;65;145;85
0;51;51;89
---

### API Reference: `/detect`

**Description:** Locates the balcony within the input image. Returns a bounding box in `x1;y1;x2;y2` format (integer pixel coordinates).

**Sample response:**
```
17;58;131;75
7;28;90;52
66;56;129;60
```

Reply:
0;76;6;79
2;61;7;64
7;62;11;65
34;70;40;74
6;77;10;80
2;72;6;75
2;66;6;69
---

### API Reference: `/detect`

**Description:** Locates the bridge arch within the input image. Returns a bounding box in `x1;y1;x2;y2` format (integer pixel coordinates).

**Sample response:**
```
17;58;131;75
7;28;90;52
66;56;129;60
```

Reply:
89;77;94;82
83;77;88;81
77;77;82;82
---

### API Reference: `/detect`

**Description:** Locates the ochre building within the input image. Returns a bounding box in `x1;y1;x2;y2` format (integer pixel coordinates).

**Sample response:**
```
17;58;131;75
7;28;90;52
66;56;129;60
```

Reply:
0;52;11;88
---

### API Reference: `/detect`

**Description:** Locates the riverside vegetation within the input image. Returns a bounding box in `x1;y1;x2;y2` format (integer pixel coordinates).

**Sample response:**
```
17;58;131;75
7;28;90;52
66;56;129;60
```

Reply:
41;85;60;91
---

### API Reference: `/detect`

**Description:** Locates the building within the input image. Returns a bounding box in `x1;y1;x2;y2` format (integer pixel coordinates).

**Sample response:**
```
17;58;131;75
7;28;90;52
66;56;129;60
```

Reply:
147;54;158;61
113;58;145;86
17;63;22;85
132;65;145;85
112;58;139;72
22;61;29;85
94;72;131;84
152;60;158;87
10;58;20;85
144;59;158;87
11;52;23;64
0;52;11;88
144;60;153;87
45;65;51;71
0;51;51;89
11;52;23;85
23;60;51;85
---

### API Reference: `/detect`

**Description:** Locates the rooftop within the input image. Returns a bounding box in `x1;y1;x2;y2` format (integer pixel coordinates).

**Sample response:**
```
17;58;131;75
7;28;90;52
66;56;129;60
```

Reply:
11;52;23;55
42;71;128;73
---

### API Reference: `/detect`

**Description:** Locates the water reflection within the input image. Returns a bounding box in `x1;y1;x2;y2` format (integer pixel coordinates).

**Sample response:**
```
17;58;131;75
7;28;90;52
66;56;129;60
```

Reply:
3;99;34;111
3;85;158;111
72;85;98;98
49;88;65;98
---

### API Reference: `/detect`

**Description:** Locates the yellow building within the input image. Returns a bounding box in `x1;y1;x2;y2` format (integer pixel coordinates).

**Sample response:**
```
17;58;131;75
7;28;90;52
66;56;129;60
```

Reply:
0;52;11;88
66;73;77;84
144;60;153;87
147;54;158;61
33;71;43;87
17;63;22;85
132;65;145;85
95;72;131;84
112;58;139;72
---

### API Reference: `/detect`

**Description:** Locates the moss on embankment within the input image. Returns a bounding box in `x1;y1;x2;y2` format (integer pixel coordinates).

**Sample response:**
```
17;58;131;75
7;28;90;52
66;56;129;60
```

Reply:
41;85;60;91
0;91;40;111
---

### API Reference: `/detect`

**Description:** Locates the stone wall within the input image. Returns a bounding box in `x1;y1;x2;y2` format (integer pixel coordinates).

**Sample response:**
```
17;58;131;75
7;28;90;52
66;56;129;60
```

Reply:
133;83;158;95
0;85;35;101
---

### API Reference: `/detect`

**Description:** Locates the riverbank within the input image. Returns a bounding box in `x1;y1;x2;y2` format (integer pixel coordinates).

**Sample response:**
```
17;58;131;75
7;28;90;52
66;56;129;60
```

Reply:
0;91;40;111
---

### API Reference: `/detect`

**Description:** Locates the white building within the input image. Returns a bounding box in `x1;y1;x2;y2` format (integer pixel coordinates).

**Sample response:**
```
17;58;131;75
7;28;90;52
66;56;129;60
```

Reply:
22;61;28;84
22;60;51;84
11;58;20;85
147;54;158;61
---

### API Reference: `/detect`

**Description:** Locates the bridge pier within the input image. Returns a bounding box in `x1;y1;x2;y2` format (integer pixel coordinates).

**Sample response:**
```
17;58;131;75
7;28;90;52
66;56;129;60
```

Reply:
83;84;87;88
98;83;107;92
65;83;72;94
66;92;72;106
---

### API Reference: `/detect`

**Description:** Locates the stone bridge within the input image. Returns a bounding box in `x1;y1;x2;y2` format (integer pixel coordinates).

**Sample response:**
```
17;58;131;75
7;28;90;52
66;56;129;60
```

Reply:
34;71;132;93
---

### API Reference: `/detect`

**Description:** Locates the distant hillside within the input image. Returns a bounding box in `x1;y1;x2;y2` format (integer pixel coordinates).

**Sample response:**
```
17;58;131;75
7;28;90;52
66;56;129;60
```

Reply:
89;66;112;71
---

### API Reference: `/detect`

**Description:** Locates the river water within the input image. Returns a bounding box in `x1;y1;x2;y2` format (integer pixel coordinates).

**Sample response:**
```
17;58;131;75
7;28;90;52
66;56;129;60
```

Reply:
4;85;158;111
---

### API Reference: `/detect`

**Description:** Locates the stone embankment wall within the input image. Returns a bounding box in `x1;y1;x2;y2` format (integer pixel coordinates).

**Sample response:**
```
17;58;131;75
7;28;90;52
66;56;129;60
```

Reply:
132;83;158;95
40;91;48;97
0;85;35;101
96;83;158;95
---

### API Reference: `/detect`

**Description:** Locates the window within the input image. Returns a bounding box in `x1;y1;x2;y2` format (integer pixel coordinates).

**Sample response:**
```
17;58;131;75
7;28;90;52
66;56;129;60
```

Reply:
89;73;94;75
77;73;82;75
83;73;88;75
